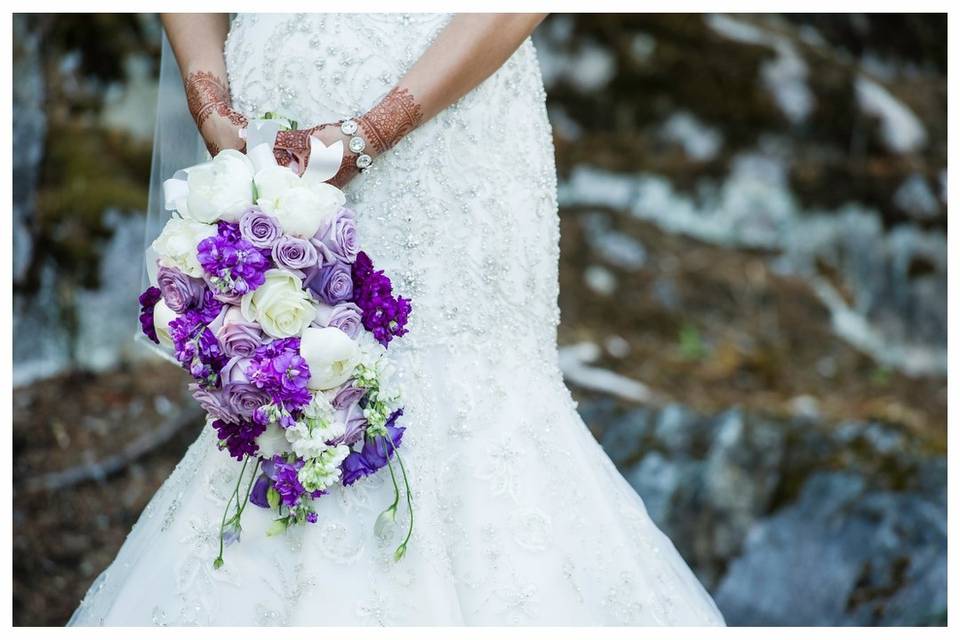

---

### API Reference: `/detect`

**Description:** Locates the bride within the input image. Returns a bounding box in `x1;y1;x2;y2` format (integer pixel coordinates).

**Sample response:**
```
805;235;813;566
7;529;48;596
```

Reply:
68;13;724;626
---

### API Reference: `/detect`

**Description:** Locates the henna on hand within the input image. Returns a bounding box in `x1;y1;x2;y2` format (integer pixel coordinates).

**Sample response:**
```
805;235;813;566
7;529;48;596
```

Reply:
273;123;360;188
271;86;423;188
357;87;424;155
184;70;248;155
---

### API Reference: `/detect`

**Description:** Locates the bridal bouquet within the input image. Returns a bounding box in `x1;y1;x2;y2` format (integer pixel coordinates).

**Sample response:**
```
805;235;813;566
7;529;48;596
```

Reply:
138;120;413;567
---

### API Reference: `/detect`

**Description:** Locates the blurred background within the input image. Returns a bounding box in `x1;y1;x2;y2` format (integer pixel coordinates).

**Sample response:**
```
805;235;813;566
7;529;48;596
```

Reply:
12;13;946;626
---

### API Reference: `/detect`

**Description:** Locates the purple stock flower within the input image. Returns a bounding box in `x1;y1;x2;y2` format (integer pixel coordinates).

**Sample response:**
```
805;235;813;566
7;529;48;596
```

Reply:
239;208;282;249
211;418;266;461
170;311;227;386
306;260;353;305
197;224;270;301
351;252;411;347
245;338;312;414
268;455;307;507
138;286;162;344
157;265;205;314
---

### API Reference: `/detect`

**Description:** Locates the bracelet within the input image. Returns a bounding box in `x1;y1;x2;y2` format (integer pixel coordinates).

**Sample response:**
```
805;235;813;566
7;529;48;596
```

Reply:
340;120;373;171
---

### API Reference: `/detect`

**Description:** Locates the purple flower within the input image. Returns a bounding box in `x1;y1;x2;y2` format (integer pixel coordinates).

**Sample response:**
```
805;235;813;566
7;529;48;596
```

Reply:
330;384;368;445
267;456;307;507
157;266;205;314
198;289;226;325
215;307;264;358
221;356;271;420
245;338;312;413
191;383;237;423
351;252;411;347
212;418;266;461
138;286;162;344
306;260;353;305
170;311;227;386
313;302;363;338
341;410;405;486
249;473;272;508
239;208;282;249
272;235;319;272
197;226;270;302
313;207;359;264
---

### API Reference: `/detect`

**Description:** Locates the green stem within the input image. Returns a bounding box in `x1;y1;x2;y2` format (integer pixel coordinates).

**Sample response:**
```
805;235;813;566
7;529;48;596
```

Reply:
214;456;249;568
386;438;414;556
236;458;260;521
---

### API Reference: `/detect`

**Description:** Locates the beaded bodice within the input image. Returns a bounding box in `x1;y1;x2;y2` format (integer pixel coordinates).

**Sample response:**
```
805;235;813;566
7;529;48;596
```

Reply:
225;14;562;365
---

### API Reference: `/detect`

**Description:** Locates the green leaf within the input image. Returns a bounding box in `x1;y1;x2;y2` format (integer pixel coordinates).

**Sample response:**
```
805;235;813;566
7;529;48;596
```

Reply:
212;556;224;570
267;487;280;511
266;517;289;537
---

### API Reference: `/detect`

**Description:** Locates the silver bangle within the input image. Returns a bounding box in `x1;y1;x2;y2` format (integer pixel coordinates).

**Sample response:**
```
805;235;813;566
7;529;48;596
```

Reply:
340;120;373;171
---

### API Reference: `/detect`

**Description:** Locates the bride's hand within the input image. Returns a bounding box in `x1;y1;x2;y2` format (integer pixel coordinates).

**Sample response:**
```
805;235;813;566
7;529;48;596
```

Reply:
185;70;248;156
273;123;365;189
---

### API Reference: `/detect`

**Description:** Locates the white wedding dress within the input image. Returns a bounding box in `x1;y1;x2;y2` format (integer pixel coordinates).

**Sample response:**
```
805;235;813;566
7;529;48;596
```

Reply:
69;13;724;626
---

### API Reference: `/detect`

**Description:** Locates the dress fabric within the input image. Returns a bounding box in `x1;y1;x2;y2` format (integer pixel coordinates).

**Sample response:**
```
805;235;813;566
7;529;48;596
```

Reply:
68;13;725;626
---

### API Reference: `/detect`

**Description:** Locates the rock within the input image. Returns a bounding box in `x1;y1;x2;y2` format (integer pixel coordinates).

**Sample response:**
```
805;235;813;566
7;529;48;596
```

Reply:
714;466;946;626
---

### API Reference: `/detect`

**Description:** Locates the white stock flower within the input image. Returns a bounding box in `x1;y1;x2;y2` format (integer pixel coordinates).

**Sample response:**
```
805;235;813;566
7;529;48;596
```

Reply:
151;217;216;277
152;298;177;349
174;150;256;223
254;165;345;238
300;326;361;391
240;269;317;338
297;444;351;492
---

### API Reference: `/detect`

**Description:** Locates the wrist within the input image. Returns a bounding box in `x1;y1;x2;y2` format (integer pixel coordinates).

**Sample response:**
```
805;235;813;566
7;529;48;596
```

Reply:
357;87;424;156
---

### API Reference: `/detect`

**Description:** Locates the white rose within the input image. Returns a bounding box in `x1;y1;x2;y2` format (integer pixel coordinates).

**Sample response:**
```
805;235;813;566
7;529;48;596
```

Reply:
254;165;345;238
240;269;317;338
153;298;178;349
151;217;216;278
174;150;256;223
300;326;361;391
255;423;291;458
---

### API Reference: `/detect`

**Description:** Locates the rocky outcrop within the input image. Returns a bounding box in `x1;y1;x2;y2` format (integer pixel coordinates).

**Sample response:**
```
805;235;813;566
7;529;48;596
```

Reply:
585;402;946;626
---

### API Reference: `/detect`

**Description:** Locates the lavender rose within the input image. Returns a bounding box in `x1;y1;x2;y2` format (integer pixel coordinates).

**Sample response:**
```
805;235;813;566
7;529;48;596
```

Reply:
330;385;367;445
191;384;237;424
239;207;282;249
306;260;353;305
272;235;319;272
157;265;205;314
221;356;270;419
215;307;263;357
313;302;363;338
313;207;359;264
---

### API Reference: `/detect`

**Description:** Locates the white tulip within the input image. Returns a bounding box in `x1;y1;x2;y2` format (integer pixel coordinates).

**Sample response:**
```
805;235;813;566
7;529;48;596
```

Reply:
254;165;345;238
255;423;291;458
153;298;178;349
300;326;361;391
172;149;256;223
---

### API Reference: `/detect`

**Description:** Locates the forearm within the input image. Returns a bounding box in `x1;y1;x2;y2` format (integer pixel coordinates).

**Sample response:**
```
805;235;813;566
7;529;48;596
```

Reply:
161;13;245;154
359;13;547;155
